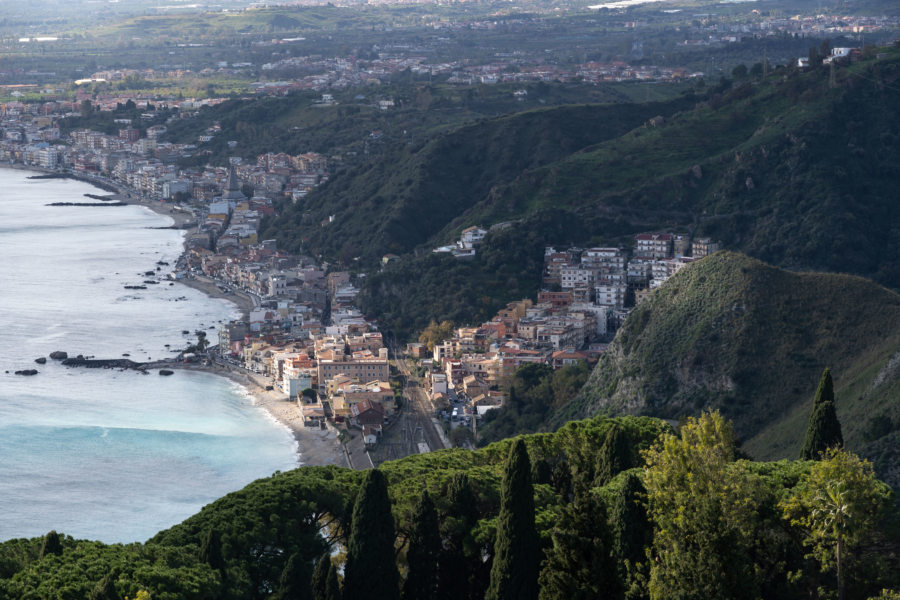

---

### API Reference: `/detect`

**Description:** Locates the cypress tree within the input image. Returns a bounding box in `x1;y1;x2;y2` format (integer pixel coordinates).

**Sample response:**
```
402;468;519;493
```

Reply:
611;472;650;568
39;530;63;559
200;528;226;577
90;574;118;600
538;492;616;600
343;469;399;600
486;439;540;600
275;553;313;600
403;490;441;600
800;369;843;460
311;552;330;600
324;562;342;600
813;368;835;407
611;472;651;600
800;400;844;459
596;423;632;487
439;473;481;600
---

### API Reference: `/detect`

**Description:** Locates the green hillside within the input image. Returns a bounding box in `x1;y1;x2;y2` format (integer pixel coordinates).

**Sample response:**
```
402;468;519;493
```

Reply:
563;252;900;485
265;93;696;261
264;46;900;343
481;48;900;287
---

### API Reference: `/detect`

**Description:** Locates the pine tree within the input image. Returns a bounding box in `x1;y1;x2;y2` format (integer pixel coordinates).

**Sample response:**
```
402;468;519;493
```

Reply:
800;369;843;460
403;490;441;600
611;472;651;600
343;469;399;600
275;553;313;600
439;473;482;600
486;439;540;600
39;530;63;559
596;423;632;487
538;491;616;600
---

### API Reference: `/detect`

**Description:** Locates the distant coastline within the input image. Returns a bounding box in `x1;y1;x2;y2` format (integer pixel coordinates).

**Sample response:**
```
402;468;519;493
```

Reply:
1;163;346;469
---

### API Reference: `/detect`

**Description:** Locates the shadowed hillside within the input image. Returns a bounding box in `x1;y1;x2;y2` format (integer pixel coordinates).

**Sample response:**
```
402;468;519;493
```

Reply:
561;252;900;484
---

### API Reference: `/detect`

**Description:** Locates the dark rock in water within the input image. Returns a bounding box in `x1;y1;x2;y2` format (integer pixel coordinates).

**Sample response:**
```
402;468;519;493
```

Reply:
34;357;47;364
77;355;84;360
182;330;190;335
144;271;155;276
15;369;38;376
62;357;143;370
124;285;147;290
122;353;130;357
169;282;175;286
49;351;68;360
143;280;159;284
158;369;174;376
46;202;127;207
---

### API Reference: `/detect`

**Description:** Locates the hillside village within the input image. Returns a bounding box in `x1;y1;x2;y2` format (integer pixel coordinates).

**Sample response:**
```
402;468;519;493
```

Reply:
409;229;722;426
1;90;730;454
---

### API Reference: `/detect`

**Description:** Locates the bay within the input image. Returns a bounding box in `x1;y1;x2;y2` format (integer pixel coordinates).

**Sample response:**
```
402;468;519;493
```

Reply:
0;169;297;543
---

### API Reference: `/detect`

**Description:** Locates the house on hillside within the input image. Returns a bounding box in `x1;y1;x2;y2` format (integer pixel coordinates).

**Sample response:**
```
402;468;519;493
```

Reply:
459;226;487;249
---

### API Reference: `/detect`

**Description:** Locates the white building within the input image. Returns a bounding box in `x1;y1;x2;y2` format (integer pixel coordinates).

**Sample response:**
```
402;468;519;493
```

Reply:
459;226;487;249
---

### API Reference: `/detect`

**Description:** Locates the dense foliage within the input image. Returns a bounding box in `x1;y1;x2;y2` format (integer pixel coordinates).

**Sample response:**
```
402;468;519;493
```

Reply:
266;95;695;264
479;362;591;445
1;413;897;600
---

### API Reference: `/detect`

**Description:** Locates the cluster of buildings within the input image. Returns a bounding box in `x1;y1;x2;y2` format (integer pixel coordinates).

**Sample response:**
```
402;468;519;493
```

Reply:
677;13;899;46
200;238;394;442
408;231;722;418
217;275;395;444
0;98;330;205
0;97;395;444
406;297;606;417
544;233;720;321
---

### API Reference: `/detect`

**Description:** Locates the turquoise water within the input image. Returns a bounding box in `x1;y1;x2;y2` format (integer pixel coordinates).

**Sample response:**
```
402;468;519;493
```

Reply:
0;170;297;543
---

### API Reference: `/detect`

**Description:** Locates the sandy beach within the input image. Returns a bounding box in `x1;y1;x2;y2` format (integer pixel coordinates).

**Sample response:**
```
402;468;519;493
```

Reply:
4;163;348;469
187;361;348;468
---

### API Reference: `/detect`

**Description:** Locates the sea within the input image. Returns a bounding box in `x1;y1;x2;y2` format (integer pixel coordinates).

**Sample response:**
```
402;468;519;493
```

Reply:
0;168;298;544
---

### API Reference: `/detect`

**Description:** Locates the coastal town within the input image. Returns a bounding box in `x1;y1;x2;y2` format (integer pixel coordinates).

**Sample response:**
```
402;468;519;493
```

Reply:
0;88;724;467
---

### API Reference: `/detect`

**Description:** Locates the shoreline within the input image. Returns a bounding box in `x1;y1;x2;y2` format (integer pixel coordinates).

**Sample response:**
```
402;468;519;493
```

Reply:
178;362;347;468
3;163;347;469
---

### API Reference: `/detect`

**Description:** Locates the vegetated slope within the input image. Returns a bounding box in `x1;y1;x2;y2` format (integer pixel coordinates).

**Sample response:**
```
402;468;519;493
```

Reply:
479;48;900;289
358;208;613;340
3;412;898;600
0;416;671;599
266;95;696;262
352;49;900;343
161;82;668;170
562;252;900;485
